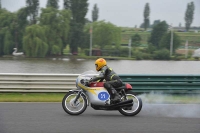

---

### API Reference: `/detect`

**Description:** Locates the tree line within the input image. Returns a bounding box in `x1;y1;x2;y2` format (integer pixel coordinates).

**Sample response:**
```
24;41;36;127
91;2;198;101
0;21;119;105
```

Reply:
0;0;87;57
0;0;121;57
0;0;195;59
141;2;195;32
133;1;195;59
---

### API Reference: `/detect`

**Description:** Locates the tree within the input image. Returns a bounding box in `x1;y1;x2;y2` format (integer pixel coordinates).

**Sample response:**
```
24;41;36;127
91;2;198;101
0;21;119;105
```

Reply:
83;21;121;49
143;3;150;31
26;0;39;24
148;21;168;48
46;0;59;9
159;32;181;52
3;30;14;55
0;9;16;55
23;25;48;57
185;2;195;31
92;4;99;22
0;0;1;9
64;0;88;54
16;7;29;50
131;34;141;47
63;0;70;10
153;49;170;60
0;8;29;54
140;23;144;28
151;20;160;28
40;7;71;55
0;9;7;55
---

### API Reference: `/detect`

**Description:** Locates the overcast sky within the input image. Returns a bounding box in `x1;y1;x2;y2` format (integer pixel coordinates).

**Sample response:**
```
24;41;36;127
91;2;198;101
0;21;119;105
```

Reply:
1;0;200;27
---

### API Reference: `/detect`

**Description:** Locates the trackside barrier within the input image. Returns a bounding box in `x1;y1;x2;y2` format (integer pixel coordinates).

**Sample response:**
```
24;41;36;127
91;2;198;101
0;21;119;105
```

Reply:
0;73;79;92
119;74;200;94
0;73;200;94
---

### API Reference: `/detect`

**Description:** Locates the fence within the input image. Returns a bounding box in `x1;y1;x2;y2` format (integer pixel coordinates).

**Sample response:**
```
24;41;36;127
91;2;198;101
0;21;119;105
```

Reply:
0;73;200;94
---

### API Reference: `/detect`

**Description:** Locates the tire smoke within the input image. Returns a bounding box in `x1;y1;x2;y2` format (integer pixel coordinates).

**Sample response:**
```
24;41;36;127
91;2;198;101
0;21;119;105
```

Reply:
138;92;200;118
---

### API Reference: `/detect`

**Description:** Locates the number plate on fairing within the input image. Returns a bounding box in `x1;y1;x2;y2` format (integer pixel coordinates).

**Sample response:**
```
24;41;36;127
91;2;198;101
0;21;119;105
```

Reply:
98;92;109;101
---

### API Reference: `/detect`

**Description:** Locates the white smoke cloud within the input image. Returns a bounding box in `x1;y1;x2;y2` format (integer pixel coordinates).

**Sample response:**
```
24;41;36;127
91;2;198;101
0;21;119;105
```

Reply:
138;92;200;118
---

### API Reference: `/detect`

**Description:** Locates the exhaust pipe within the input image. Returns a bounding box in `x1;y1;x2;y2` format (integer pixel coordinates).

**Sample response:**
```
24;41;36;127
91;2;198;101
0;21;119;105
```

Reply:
91;100;133;110
110;99;133;107
113;103;133;109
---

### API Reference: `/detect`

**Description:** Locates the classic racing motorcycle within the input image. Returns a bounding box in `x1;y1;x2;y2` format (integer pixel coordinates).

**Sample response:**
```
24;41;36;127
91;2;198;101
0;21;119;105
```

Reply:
62;71;142;116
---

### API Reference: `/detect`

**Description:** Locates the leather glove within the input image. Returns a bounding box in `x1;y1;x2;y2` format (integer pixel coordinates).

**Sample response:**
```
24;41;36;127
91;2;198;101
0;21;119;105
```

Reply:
88;78;94;84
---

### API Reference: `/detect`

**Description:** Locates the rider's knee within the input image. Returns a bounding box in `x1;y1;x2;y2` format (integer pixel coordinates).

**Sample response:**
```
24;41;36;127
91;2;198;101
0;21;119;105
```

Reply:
104;82;111;89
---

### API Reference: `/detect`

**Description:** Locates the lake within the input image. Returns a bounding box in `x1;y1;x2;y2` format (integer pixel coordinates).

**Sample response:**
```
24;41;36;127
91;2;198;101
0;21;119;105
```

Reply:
0;57;199;74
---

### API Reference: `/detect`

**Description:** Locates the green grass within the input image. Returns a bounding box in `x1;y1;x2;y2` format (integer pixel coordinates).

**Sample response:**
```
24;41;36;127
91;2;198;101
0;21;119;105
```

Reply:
0;93;200;103
121;29;200;45
0;93;66;102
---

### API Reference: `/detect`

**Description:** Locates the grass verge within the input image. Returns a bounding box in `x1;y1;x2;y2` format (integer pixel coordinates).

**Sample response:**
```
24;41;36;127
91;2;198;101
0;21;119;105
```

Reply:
0;93;66;102
0;93;200;103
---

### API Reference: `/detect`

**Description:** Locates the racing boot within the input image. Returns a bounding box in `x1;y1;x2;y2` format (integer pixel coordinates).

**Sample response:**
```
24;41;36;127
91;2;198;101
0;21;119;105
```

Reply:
111;88;121;103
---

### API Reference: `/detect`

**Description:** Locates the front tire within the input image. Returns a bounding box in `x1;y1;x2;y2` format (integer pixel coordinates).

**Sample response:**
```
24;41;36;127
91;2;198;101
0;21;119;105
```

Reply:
62;92;87;115
118;92;142;116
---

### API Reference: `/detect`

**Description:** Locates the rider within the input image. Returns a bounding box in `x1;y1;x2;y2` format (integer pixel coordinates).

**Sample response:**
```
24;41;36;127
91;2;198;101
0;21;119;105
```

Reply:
89;58;122;102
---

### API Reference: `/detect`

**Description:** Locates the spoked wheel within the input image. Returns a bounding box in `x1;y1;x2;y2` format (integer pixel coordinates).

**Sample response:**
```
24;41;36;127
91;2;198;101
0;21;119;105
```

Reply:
62;92;87;115
118;92;142;116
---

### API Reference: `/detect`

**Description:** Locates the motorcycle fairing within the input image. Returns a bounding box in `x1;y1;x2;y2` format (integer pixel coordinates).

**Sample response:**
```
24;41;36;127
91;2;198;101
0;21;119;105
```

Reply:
89;82;104;87
78;83;110;105
125;83;132;89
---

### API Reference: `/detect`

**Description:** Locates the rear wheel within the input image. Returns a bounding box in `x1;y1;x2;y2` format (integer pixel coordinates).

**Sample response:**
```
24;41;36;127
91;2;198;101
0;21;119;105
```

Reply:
62;92;87;115
118;92;142;116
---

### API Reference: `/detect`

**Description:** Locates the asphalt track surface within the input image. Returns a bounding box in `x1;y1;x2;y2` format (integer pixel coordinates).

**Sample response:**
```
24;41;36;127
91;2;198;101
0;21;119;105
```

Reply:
0;103;200;133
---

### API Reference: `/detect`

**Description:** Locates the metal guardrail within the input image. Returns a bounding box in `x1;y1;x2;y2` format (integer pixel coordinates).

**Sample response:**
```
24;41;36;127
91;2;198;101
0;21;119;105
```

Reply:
0;73;79;92
0;73;200;94
120;74;200;94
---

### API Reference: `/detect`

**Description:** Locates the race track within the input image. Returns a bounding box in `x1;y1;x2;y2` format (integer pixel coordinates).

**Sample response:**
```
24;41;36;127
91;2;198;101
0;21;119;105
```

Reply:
0;103;199;133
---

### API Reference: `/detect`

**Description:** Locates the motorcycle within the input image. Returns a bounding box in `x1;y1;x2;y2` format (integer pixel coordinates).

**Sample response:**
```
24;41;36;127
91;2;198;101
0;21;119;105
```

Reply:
62;71;142;116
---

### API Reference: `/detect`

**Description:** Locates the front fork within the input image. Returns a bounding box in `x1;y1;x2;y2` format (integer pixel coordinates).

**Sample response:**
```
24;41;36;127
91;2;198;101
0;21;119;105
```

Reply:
74;91;81;104
69;89;89;106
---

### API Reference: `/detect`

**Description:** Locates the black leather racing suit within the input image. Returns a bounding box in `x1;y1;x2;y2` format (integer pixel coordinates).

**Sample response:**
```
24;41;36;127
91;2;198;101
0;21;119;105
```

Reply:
90;65;123;99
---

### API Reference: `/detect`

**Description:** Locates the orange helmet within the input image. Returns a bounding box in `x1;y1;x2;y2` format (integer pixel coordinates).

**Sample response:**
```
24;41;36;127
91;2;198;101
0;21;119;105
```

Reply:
95;58;107;71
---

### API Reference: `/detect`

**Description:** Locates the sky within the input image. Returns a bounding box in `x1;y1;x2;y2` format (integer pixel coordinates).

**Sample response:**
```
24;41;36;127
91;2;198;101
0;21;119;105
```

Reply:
1;0;200;27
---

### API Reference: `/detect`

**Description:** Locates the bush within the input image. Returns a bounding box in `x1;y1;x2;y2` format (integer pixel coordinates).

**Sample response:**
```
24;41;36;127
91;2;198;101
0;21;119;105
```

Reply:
84;49;89;56
153;49;170;60
194;57;199;60
119;47;130;57
134;50;152;60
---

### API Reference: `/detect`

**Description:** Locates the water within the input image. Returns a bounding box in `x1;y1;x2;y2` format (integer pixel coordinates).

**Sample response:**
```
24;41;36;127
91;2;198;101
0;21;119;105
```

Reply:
0;57;200;74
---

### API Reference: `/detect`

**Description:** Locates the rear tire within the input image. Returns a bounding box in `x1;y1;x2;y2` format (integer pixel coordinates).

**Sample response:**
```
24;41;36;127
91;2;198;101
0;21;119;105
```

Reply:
62;92;87;115
118;92;142;116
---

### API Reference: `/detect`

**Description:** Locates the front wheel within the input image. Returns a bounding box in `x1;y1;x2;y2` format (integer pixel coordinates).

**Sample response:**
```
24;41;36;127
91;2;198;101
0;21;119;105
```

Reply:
62;92;87;115
118;92;142;116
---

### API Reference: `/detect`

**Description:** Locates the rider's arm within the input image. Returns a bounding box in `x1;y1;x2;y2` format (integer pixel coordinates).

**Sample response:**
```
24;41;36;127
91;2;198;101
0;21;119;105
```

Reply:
90;75;104;82
90;69;105;82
